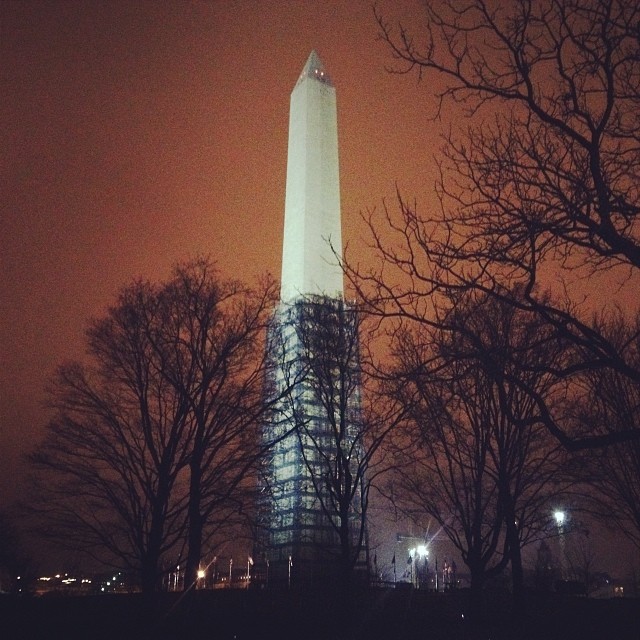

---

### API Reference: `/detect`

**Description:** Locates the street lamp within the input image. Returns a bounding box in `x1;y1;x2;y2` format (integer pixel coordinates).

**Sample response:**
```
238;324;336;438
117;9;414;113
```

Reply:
416;545;428;589
554;509;567;579
408;548;415;586
409;545;429;588
246;556;253;589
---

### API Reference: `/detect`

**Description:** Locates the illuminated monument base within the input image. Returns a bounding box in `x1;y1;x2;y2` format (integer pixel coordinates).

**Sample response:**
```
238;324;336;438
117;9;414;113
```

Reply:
256;299;368;589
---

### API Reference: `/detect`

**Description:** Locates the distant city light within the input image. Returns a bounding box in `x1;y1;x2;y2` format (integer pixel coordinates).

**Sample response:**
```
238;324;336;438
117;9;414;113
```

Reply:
554;510;566;526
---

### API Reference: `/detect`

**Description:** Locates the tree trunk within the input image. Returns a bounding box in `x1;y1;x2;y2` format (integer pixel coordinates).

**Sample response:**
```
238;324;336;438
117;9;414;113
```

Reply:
185;458;203;590
468;566;485;622
509;536;525;620
336;505;354;634
339;507;352;589
185;510;203;591
503;496;526;620
141;555;158;596
142;481;171;595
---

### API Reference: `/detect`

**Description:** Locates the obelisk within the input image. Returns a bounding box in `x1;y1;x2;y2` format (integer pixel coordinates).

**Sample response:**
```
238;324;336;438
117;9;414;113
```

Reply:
280;50;343;302
257;51;366;589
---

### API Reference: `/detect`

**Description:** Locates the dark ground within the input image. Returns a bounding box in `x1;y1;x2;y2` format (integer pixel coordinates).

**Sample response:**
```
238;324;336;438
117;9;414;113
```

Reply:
1;588;639;640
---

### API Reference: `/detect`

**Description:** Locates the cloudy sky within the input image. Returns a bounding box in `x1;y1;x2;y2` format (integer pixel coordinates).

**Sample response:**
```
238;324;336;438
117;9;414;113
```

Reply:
2;0;637;575
1;0;441;504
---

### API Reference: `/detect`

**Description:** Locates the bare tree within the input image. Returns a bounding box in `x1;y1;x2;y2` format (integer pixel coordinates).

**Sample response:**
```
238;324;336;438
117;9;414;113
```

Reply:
569;313;640;549
392;337;508;613
30;282;191;594
346;0;640;450
150;262;278;590
29;261;277;593
389;291;567;615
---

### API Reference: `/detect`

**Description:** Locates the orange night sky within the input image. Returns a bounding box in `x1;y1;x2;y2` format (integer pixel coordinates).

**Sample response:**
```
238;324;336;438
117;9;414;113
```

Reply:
2;1;637;575
1;0;440;507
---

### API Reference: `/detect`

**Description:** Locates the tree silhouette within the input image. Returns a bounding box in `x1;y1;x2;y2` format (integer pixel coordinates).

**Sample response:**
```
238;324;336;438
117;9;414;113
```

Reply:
569;313;640;549
389;290;567;616
346;0;640;450
149;262;278;590
29;260;277;593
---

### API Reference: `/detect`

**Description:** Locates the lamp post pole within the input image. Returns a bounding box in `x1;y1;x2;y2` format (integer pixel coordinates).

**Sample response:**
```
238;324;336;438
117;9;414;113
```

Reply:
435;557;438;592
554;510;567;580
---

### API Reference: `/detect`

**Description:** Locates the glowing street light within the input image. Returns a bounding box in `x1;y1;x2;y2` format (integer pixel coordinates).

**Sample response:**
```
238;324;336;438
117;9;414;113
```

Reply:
409;545;429;588
554;509;567;579
246;556;253;589
195;568;206;589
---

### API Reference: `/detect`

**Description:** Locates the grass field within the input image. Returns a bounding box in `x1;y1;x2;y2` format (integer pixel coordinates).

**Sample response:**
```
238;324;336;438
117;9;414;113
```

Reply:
2;588;639;640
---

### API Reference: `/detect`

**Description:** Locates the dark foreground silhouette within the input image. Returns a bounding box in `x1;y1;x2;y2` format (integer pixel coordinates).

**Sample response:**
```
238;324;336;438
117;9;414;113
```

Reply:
2;588;639;640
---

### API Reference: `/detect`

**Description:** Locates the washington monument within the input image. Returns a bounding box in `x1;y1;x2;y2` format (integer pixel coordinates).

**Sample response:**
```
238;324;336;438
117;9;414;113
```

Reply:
257;51;368;587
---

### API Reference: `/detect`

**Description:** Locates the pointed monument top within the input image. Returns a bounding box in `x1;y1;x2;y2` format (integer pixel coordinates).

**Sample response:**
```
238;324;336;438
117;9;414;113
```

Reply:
296;50;333;87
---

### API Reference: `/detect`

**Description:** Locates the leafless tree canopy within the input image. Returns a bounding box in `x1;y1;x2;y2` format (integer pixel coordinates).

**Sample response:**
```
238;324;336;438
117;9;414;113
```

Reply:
346;0;640;449
389;291;568;611
29;260;278;593
570;313;640;549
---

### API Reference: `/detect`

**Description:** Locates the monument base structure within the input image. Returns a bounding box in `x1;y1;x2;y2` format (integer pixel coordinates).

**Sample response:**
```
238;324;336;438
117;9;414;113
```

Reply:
256;296;369;589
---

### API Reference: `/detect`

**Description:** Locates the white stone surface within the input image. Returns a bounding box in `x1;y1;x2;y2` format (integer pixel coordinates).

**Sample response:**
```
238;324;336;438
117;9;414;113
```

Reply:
280;51;343;302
